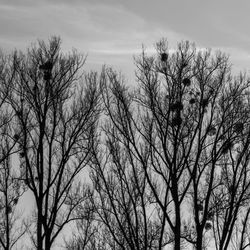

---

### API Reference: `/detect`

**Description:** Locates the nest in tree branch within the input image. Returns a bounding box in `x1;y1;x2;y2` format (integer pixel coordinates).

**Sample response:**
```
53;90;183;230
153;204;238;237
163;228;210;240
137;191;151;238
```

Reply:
160;53;168;62
182;78;191;86
207;211;214;220
221;140;233;154
43;72;52;81
234;122;244;133
189;98;196;104
209;88;214;95
198;204;203;211
205;222;212;230
14;134;20;141
172;115;182;126
170;102;183;111
207;125;216;136
13;198;18;205
39;61;53;71
219;134;226;141
39;60;53;81
183;62;188;68
16;110;22;117
202;98;209;107
19;152;25;158
162;66;167;72
24;178;30;185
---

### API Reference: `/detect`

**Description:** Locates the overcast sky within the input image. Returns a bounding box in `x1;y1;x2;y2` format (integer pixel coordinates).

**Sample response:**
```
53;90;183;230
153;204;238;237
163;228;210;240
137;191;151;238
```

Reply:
1;0;250;82
1;1;250;248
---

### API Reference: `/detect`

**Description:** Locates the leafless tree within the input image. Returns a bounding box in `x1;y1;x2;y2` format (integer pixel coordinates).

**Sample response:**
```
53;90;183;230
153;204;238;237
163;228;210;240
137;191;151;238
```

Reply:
64;195;101;250
3;37;101;250
168;47;250;250
0;132;26;250
133;40;250;249
66;68;166;250
0;52;27;250
90;68;164;250
206;76;250;250
15;37;250;250
82;40;250;250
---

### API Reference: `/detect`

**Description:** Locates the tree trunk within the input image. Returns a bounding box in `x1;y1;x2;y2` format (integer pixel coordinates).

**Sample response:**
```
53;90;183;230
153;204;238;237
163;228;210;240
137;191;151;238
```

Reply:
37;204;43;250
174;211;181;250
196;229;203;250
45;233;51;250
173;180;181;250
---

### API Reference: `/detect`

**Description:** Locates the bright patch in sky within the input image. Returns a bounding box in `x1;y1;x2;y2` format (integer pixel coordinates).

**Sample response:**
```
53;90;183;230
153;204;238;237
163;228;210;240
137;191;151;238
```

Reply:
1;0;250;84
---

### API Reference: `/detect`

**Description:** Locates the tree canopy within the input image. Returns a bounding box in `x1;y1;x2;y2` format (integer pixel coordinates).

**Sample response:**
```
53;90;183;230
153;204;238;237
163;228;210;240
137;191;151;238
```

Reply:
0;37;250;250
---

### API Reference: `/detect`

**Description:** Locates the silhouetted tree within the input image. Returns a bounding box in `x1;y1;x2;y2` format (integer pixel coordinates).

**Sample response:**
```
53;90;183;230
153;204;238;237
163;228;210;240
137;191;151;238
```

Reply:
0;52;27;250
3;37;101;250
79;40;250;250
89;68;164;249
64;196;101;250
4;37;250;250
133;40;250;249
233;207;250;250
67;68;167;250
0;134;26;250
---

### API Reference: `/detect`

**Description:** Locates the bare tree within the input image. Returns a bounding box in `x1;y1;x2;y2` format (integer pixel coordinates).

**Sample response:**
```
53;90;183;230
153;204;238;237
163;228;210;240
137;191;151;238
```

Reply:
90;68;164;250
64;195;101;250
83;40;250;250
207;75;250;250
134;41;250;249
15;37;250;250
66;68;166;250
3;37;101;250
0;132;26;250
170;49;250;249
233;207;250;250
0;52;27;250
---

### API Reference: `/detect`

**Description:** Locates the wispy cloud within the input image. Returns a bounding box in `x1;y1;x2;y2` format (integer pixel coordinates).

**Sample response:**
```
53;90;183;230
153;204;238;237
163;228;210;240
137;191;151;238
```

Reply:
0;1;182;53
0;0;249;79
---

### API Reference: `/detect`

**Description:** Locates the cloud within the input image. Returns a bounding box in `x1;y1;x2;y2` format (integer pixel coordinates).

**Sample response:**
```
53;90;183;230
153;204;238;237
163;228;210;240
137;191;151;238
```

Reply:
0;1;182;52
1;0;249;82
0;1;167;81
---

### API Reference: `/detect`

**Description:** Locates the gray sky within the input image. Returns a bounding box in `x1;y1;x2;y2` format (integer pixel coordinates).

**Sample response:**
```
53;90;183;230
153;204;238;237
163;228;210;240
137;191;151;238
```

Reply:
1;1;250;248
1;0;250;82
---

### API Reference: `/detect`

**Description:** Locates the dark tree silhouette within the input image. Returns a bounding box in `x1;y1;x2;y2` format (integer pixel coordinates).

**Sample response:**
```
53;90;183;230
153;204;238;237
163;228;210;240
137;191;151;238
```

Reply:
90;68;164;249
133;40;250;249
67;68;166;250
0;134;26;250
64;196;100;250
0;52;27;250
73;40;250;250
2;37;101;250
2;37;250;250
